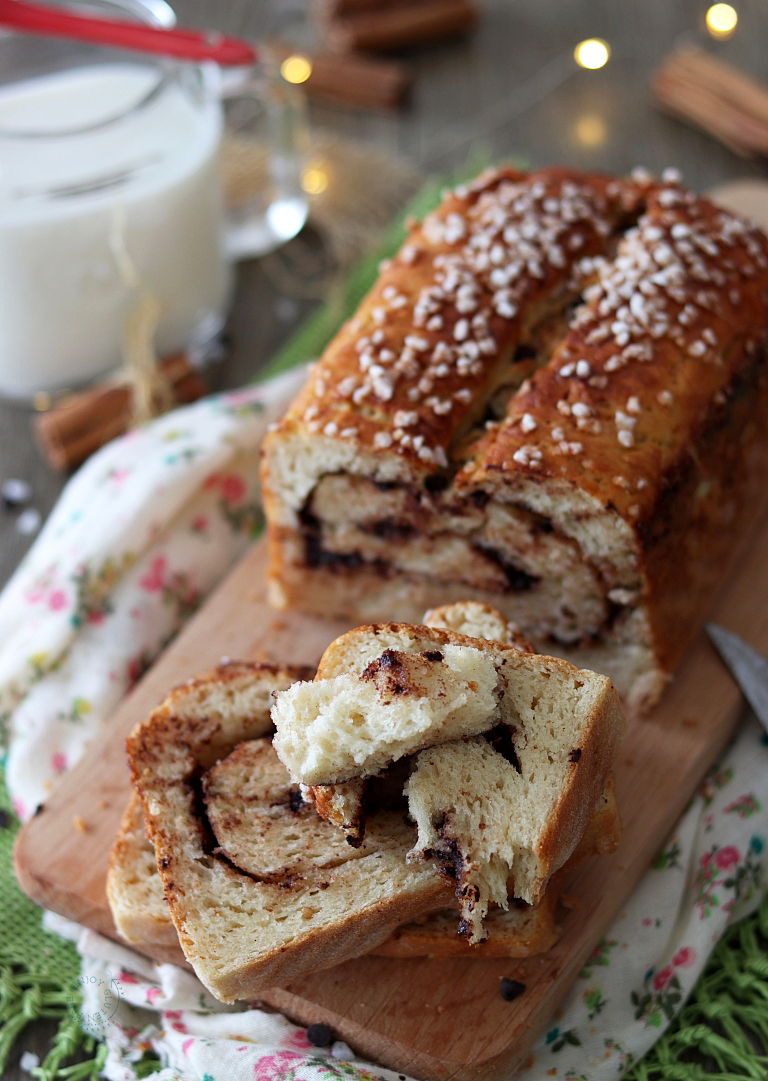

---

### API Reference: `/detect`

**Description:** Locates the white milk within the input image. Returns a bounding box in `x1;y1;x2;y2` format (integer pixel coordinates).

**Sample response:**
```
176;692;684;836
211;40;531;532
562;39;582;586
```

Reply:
0;63;229;398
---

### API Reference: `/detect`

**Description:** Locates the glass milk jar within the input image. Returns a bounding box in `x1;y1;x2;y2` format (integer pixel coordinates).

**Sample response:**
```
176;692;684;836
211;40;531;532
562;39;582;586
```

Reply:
0;13;230;399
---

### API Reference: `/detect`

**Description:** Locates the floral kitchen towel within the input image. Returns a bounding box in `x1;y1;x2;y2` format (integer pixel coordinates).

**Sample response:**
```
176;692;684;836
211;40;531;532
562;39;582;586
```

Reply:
0;365;307;819
55;713;767;1081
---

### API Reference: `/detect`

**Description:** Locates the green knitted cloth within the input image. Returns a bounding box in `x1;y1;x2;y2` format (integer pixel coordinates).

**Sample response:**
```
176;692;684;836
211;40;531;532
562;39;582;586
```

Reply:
2;167;767;1081
0;770;107;1081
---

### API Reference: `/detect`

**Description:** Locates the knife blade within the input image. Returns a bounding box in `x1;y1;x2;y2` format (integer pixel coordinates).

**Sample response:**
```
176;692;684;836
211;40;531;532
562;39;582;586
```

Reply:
706;623;768;733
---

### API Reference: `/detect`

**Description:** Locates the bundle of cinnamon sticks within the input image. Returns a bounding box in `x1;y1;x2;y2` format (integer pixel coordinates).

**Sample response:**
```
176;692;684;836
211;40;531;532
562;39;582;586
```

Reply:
653;46;768;158
292;0;476;111
34;354;205;472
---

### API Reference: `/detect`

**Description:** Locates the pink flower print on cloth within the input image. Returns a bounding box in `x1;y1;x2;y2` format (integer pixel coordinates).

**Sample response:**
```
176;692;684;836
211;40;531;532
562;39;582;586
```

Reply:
253;1051;306;1081
671;946;696;968
715;845;740;870
724;792;761;818
0;366;306;723
139;556;168;592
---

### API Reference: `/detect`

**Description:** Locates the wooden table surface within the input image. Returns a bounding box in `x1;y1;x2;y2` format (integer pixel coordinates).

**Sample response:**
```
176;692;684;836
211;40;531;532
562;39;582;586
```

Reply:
3;0;768;1075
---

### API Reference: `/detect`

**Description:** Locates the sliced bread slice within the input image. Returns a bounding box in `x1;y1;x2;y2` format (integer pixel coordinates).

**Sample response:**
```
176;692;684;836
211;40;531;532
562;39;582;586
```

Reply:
107;792;561;962
272;622;625;937
302;602;532;843
107;776;619;961
107;791;185;961
272;623;624;791
272;630;503;784
127;663;452;1002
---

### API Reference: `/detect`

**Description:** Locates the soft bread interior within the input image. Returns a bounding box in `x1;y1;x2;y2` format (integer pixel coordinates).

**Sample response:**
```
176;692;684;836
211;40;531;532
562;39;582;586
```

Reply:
108;770;620;960
272;621;625;940
127;663;451;1001
272;637;501;784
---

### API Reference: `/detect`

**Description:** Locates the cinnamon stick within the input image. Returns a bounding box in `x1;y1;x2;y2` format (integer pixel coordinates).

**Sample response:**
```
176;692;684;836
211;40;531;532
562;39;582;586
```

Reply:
322;0;477;54
314;0;394;18
270;42;410;109
652;46;768;158
34;353;206;471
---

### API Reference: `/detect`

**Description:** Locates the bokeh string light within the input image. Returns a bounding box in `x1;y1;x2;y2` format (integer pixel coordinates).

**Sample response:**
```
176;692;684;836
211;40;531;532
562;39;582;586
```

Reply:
280;54;312;84
301;167;329;195
574;38;610;70
706;4;738;38
575;114;607;147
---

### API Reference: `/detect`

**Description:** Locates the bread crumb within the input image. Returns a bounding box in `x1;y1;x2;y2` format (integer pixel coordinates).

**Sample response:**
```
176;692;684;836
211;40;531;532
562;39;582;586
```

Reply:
560;894;579;910
73;816;88;832
98;799;109;810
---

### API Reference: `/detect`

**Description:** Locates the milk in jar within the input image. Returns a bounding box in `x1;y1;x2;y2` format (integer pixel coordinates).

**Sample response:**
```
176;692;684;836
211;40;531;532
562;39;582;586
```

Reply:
0;61;229;398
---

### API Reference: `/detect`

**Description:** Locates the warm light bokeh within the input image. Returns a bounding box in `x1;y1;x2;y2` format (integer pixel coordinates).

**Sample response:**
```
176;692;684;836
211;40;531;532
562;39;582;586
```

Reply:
706;3;738;37
575;114;607;147
280;55;313;84
574;38;610;69
302;167;329;195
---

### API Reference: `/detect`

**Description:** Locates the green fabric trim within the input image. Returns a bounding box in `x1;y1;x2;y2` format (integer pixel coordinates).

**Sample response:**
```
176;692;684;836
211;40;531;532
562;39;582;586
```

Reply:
0;779;79;986
0;770;95;1080
625;891;768;1080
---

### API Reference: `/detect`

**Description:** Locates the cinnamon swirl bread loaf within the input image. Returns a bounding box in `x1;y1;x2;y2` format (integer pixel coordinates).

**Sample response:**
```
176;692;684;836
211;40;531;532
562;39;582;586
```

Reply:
261;166;768;712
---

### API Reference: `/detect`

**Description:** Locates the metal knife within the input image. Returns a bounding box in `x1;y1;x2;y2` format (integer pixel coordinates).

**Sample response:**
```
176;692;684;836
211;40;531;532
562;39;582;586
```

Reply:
706;623;768;733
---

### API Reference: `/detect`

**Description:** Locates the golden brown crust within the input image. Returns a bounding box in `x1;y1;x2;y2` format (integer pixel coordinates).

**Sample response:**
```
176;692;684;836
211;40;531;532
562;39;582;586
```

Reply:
466;185;768;674
261;167;768;708
533;681;624;883
564;774;622;868
106;792;184;955
263;167;648;474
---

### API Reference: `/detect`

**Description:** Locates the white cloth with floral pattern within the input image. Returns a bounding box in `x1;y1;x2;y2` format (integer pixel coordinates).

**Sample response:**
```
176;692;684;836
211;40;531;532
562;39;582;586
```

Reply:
0;367;307;820
1;369;766;1081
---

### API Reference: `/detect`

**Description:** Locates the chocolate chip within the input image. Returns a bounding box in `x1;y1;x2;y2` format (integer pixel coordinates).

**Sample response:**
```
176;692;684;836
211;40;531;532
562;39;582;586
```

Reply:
0;810;8;828
500;978;526;1001
307;1023;333;1047
513;343;537;362
569;748;582;763
424;650;443;662
424;473;448;493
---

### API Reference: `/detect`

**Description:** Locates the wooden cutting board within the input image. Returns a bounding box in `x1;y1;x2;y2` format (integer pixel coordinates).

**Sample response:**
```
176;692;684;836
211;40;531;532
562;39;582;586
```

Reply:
14;179;768;1081
14;526;768;1081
